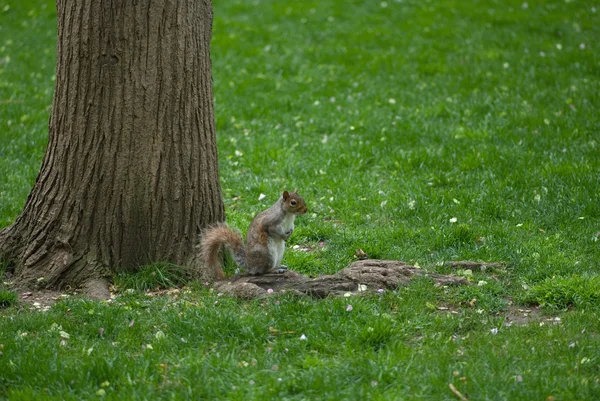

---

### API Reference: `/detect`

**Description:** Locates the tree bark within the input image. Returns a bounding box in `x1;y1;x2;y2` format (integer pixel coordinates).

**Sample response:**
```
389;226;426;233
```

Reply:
0;0;224;294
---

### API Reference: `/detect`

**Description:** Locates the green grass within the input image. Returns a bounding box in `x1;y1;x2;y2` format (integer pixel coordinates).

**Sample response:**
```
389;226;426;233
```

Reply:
0;288;17;308
2;288;600;400
113;262;193;293
1;0;600;399
523;274;600;309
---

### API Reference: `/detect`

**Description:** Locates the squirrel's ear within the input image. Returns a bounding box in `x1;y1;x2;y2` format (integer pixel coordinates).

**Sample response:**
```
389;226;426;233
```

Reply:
283;191;290;200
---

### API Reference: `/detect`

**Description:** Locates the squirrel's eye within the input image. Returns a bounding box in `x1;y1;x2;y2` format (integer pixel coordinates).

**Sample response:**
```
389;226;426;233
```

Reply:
290;200;297;206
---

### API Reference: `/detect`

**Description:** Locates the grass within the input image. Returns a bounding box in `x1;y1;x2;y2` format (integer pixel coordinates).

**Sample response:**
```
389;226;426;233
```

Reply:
1;0;600;399
0;288;17;309
113;263;193;293
523;274;600;309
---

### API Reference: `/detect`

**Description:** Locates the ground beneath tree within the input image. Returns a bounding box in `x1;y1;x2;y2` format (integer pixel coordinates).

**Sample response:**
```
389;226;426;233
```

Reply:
17;290;67;312
7;259;559;328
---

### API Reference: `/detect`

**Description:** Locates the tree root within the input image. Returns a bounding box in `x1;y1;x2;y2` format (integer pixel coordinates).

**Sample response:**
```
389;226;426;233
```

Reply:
81;277;111;300
214;259;470;299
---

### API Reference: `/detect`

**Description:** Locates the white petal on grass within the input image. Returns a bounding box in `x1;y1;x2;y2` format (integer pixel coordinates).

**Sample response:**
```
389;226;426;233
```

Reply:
490;328;499;335
299;334;307;340
449;217;457;223
258;193;266;201
346;304;353;312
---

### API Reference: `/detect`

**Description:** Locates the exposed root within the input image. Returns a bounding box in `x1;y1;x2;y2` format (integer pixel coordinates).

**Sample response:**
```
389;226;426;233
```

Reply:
81;277;111;300
214;259;470;299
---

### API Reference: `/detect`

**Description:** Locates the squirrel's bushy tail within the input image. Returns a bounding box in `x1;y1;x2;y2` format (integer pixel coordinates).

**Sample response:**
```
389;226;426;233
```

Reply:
200;223;246;279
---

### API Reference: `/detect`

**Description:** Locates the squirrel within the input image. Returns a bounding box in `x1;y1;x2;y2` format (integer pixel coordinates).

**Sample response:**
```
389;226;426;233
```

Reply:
201;190;307;279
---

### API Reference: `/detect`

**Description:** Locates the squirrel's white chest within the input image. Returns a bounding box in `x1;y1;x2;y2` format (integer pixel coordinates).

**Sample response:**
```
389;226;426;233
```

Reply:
267;237;285;267
268;214;295;267
280;213;295;234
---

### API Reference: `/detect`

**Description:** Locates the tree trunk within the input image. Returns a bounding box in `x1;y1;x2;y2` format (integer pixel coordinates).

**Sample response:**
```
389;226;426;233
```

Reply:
0;0;224;295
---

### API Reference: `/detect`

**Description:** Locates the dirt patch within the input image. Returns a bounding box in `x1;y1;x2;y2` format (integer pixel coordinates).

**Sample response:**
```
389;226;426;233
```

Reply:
502;304;561;327
17;289;68;311
447;260;505;272
432;300;559;327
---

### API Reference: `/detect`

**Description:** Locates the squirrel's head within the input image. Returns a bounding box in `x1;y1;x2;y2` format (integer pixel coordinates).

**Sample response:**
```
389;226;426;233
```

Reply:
282;190;307;215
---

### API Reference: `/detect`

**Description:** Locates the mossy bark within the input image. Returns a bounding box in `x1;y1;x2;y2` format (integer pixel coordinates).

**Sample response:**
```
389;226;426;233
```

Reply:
0;0;224;296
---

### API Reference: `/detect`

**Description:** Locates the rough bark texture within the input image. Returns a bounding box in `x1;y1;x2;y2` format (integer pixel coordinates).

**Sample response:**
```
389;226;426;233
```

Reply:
213;259;470;299
0;0;224;295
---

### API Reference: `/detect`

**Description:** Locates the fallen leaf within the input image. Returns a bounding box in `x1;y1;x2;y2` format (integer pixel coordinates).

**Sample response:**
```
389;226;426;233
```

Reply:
354;249;368;259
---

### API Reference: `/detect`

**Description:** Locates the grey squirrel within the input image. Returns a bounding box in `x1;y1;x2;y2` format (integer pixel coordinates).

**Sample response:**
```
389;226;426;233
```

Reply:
201;190;307;278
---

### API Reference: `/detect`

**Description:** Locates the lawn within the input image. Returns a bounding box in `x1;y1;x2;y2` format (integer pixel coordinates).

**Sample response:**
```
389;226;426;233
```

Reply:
1;0;600;399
